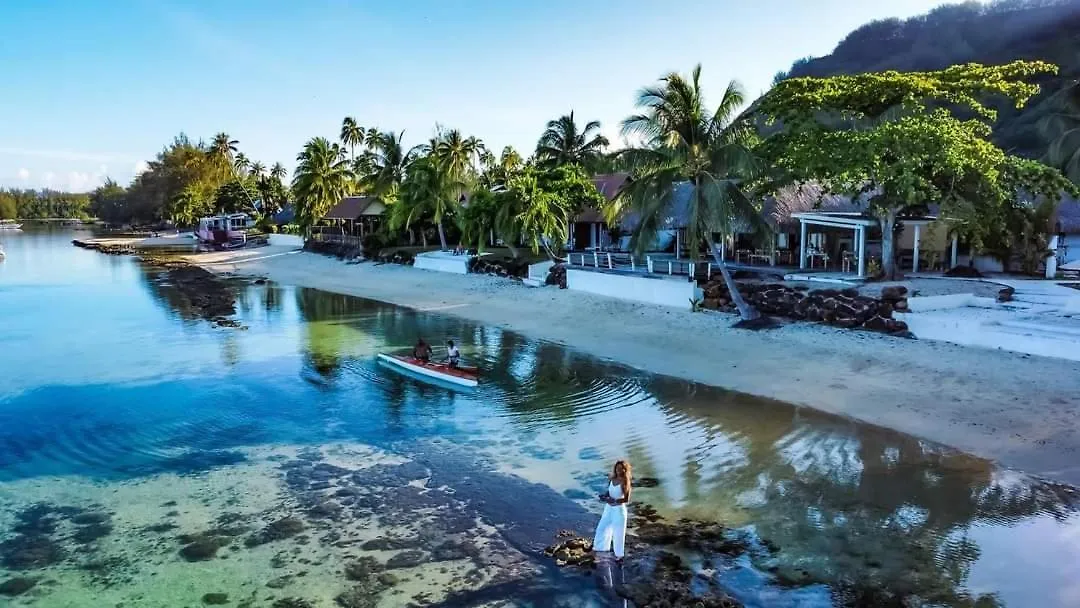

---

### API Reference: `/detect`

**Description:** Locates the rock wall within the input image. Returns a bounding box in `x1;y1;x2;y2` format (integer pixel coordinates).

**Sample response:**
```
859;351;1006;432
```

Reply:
303;240;361;260
700;280;912;335
372;250;416;266
545;264;568;289
467;257;530;279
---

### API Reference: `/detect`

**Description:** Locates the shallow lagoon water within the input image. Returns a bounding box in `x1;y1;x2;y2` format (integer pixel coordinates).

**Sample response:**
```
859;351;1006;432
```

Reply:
1;227;1078;607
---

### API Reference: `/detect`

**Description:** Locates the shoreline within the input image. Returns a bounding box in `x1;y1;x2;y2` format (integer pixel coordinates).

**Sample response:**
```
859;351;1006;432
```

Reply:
181;246;1080;485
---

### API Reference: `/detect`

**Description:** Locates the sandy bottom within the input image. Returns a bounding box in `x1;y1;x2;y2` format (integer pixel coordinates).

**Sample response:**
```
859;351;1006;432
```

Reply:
0;443;545;608
179;248;1080;486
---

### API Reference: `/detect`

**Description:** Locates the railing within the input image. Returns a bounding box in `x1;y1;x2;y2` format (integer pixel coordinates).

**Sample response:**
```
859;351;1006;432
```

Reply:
309;232;362;247
566;252;716;280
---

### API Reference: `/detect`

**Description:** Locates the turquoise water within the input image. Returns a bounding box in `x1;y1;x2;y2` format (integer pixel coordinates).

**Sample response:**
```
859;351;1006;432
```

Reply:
1;226;1078;607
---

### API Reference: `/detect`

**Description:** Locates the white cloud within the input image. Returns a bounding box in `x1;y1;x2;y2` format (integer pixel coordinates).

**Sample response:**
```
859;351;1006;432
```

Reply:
66;171;102;192
16;168;30;181
133;160;149;175
43;171;55;185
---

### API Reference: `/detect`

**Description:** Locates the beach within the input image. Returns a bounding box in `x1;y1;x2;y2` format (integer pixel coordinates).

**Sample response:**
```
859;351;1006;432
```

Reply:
186;246;1080;486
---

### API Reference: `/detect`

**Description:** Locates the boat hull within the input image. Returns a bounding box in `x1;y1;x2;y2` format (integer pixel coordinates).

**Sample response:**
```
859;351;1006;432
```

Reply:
376;353;479;387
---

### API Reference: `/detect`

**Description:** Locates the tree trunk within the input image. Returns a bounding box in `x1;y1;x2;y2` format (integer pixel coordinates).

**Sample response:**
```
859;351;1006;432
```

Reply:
706;233;760;321
420;229;427;248
880;209;899;280
437;220;448;251
506;243;520;258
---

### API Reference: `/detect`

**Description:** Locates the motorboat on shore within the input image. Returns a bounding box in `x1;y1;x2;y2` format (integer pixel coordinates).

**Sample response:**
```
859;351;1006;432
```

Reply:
376;353;479;388
0;220;22;230
194;213;261;250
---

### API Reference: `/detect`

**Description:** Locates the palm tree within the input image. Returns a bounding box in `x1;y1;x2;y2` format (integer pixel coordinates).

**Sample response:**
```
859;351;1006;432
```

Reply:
611;65;765;321
433;128;483;180
395;155;462;250
210;132;239;163
292;137;355;232
233;152;250;175
270;162;288;181
340;116;365;161
361;130;415;202
535;111;609;171
249;161;267;177
1040;80;1080;184
496;168;570;259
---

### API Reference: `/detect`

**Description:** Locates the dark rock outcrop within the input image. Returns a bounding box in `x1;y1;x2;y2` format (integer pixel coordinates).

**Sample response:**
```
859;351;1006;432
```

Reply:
698;280;910;335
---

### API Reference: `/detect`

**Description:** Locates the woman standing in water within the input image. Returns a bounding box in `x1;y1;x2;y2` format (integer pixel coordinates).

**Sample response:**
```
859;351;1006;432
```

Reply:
593;460;632;562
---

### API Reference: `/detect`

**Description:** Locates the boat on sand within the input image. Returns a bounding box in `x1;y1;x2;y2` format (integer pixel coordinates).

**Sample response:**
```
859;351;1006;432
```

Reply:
377;353;479;388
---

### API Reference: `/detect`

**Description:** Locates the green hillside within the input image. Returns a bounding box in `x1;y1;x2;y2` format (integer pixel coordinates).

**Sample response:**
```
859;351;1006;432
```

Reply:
780;0;1080;159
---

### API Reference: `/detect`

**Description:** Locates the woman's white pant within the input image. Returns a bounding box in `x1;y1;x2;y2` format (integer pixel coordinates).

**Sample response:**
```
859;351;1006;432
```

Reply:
592;505;627;558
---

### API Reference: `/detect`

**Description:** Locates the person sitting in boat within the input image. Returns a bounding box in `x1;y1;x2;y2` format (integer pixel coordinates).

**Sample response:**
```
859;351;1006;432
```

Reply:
445;340;461;368
413;338;432;362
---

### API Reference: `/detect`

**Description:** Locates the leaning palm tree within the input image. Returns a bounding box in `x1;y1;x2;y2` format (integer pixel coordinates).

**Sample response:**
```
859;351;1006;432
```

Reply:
395;154;463;250
340;116;365;161
535;111;609;171
610;65;765;321
291;137;355;233
1039;79;1080;184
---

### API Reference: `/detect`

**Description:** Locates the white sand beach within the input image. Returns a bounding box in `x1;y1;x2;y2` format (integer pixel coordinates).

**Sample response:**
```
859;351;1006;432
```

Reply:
185;246;1080;485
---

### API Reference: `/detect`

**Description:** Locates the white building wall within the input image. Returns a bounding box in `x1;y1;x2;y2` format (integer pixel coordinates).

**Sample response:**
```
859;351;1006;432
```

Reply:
566;269;702;309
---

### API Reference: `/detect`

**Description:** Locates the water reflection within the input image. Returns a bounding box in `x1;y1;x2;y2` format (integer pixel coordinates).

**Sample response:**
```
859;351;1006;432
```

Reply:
1;228;1078;606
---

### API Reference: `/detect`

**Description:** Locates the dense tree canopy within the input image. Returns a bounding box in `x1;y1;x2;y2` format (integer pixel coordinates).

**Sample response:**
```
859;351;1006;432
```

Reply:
779;0;1080;159
535;111;609;172
0;189;90;220
758;61;1077;278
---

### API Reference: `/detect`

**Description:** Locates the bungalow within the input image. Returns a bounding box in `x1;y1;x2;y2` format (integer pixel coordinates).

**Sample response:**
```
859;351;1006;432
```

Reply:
568;173;629;251
315;196;386;243
1050;196;1080;275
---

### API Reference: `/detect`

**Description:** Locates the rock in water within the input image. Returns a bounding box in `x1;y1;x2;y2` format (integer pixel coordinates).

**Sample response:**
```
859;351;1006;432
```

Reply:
0;577;38;596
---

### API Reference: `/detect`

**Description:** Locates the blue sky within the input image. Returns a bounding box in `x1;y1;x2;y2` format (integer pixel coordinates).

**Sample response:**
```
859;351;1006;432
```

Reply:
1;0;955;192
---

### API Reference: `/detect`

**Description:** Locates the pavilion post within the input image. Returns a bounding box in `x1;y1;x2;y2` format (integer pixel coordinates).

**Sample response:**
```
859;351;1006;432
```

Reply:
857;226;867;278
913;224;921;273
799;221;808;269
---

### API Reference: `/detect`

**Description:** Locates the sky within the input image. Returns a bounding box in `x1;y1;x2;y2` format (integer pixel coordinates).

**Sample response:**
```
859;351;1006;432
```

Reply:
0;0;959;192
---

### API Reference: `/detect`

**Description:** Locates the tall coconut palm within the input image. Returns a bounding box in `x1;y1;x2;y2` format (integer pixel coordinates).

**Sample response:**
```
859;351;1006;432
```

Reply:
362;130;415;201
611;65;765;321
433;128;483;180
340;116;365;161
233;153;250;175
292;137;355;232
249;161;267;177
270;162;288;182
210;132;238;162
535;111;609;171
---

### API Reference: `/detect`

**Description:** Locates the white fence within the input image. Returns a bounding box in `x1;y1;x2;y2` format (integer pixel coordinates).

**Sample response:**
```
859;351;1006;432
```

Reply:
565;252;717;280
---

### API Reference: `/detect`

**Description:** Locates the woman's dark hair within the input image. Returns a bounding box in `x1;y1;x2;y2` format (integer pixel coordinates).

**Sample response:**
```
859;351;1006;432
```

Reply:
447;339;455;347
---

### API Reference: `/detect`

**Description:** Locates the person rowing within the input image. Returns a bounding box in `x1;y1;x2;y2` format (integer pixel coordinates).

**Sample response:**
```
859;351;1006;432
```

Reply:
445;339;460;368
412;338;432;362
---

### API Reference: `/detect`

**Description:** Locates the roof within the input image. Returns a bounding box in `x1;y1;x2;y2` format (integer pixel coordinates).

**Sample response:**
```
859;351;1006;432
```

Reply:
1052;196;1080;233
324;196;380;220
573;173;631;223
273;205;295;224
591;173;630;201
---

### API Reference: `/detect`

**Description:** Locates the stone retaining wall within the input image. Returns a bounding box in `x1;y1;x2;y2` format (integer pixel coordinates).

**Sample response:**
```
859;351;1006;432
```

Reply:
700;280;912;335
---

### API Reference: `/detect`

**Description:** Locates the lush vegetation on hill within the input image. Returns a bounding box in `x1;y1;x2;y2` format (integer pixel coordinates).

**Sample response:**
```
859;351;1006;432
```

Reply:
0;189;90;220
777;0;1080;160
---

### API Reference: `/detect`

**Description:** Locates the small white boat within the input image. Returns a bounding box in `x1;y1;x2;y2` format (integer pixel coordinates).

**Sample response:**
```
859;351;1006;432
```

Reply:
0;220;22;230
376;353;479;388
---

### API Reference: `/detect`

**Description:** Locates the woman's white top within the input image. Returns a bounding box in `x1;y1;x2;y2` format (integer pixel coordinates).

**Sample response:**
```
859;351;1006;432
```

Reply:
607;481;627;508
